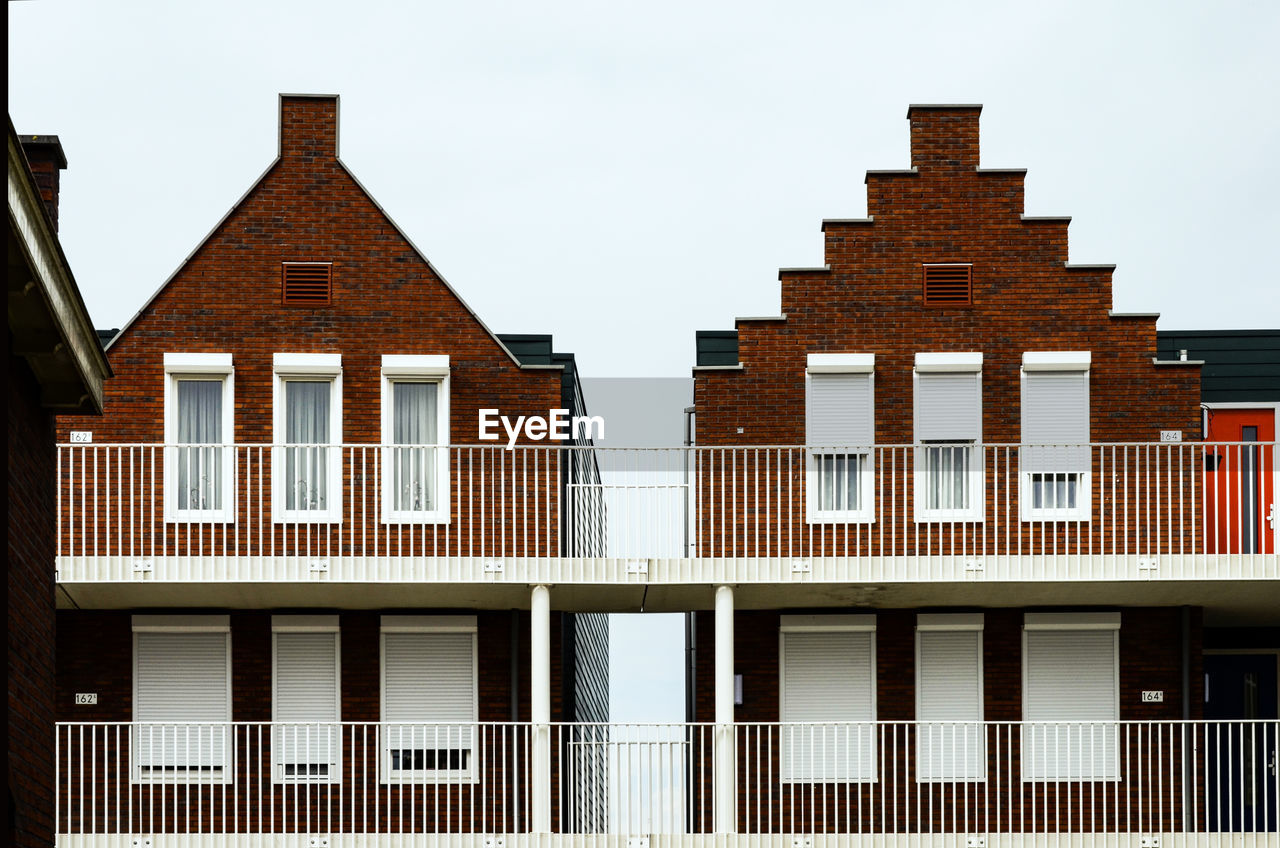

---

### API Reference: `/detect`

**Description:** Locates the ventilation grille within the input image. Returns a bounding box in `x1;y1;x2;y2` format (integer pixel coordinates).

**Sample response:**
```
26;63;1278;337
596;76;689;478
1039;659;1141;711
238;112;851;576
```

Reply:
922;265;972;306
282;263;332;306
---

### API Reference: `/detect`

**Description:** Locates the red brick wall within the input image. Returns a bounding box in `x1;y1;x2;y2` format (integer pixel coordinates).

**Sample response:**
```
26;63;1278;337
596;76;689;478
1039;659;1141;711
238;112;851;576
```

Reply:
54;608;570;834
693;106;1203;555
8;350;58;848
54;95;567;558
689;605;1205;833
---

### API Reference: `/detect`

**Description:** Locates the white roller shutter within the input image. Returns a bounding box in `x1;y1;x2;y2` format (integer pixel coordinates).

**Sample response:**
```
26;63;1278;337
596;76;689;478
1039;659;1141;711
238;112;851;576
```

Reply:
807;373;874;448
134;631;230;776
383;631;476;771
916;630;984;781
1024;628;1118;780
1021;371;1090;472
781;630;876;781
274;632;340;780
915;372;981;442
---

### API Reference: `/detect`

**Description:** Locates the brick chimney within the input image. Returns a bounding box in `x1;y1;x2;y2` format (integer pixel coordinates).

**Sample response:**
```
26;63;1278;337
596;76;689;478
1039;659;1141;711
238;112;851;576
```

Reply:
278;94;340;161
18;134;67;232
907;104;982;171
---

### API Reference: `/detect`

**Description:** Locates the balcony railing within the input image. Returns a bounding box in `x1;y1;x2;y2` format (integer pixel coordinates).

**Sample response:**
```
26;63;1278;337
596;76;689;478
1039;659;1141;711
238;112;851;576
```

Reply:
56;720;1278;840
56;442;1276;582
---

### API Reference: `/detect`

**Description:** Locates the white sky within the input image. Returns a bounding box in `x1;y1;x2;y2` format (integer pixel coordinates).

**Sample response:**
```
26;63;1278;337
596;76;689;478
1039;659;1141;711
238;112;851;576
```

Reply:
10;1;1279;722
10;0;1280;380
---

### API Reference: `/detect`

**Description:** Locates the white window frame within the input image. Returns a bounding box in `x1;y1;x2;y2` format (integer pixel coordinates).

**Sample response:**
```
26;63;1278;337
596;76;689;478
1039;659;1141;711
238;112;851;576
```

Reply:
915;614;985;782
163;353;235;523
779;614;878;783
379;615;479;784
913;353;984;522
805;354;876;524
131;615;232;784
273;353;343;523
1022;612;1120;782
1020;352;1092;522
272;615;341;784
380;355;451;524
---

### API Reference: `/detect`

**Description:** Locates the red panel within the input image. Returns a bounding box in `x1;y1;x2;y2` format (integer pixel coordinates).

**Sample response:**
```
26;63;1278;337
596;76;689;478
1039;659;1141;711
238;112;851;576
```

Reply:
1204;409;1276;554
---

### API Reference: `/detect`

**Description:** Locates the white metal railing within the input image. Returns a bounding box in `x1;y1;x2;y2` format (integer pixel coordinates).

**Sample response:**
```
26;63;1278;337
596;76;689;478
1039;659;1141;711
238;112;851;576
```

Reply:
56;442;1277;577
55;721;1278;838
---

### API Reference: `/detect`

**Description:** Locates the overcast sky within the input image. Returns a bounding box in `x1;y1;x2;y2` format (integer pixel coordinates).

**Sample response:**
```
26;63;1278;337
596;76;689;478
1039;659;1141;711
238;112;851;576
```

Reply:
10;0;1279;380
10;1;1278;722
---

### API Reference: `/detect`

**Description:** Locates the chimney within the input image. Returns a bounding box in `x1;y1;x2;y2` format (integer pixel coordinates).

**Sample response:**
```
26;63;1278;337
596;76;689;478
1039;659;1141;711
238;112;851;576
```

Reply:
278;94;340;161
906;104;982;171
18;134;67;232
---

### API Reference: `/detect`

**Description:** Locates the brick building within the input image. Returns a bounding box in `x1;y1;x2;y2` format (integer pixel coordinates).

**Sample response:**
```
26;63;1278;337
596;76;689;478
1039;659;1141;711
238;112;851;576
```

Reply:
48;99;1277;843
8;121;110;848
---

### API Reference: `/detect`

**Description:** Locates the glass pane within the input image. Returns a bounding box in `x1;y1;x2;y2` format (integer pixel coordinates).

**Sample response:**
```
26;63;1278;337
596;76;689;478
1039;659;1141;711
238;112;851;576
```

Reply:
176;380;223;511
924;445;970;511
814;453;861;512
285;381;331;512
1030;473;1079;510
392;382;438;511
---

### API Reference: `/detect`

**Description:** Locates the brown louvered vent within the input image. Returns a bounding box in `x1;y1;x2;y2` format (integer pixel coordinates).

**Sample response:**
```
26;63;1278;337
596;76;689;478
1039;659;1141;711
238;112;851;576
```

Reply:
282;263;332;306
922;264;972;306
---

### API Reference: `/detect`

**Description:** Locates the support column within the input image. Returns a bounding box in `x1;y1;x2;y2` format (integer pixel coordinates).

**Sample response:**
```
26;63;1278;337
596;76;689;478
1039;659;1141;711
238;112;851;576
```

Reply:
531;584;551;833
714;584;736;833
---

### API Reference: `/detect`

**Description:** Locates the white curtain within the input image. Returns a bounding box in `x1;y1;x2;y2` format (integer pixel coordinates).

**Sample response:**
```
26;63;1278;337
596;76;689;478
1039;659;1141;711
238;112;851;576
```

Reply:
924;444;971;511
176;380;222;510
392;382;438;511
815;453;861;511
285;381;330;511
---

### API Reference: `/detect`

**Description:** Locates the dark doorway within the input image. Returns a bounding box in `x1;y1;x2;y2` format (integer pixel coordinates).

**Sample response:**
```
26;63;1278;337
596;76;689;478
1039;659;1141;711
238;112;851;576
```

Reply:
1205;653;1278;831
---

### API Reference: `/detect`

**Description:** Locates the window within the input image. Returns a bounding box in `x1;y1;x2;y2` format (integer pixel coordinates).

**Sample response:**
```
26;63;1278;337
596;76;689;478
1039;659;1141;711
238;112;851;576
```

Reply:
381;355;450;523
273;354;342;523
916;614;984;782
282;262;332;306
132;615;231;783
1022;612;1119;781
273;616;340;783
1021;352;1091;520
914;353;983;521
381;615;477;782
164;353;234;522
922;264;973;306
779;615;876;782
806;354;876;523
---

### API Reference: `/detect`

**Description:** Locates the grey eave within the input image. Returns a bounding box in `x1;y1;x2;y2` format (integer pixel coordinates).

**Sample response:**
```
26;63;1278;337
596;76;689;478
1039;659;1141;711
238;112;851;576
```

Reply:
736;315;787;323
7;126;110;412
1021;215;1072;223
693;364;745;372
1110;311;1161;319
106;94;534;371
779;265;830;274
1065;264;1118;271
1152;359;1206;366
822;217;875;229
976;168;1027;176
907;104;983;115
865;168;918;183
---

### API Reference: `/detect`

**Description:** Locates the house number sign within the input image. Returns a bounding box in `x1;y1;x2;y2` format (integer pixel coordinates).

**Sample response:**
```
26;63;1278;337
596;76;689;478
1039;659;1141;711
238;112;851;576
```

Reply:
1141;690;1164;703
75;693;98;705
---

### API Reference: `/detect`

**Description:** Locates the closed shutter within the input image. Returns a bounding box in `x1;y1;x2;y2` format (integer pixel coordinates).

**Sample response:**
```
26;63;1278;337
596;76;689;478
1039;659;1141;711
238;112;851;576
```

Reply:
915;372;981;441
274;632;339;779
134;632;229;774
807;373;874;447
383;632;475;769
917;630;984;780
781;630;875;781
1024;629;1118;779
1022;371;1089;472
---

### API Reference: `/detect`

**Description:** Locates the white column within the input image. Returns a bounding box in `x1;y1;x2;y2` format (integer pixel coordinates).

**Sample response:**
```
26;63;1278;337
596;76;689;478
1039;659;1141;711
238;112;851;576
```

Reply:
531;584;552;833
714;584;736;833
